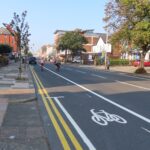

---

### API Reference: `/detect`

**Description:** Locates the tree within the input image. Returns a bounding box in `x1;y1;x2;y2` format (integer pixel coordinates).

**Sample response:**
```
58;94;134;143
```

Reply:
57;31;87;62
0;44;12;54
103;0;150;72
3;11;31;78
11;11;30;54
27;51;33;57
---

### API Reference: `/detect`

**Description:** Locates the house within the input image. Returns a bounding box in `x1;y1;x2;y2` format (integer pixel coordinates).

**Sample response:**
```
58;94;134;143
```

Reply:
0;27;18;56
38;44;56;60
92;36;111;53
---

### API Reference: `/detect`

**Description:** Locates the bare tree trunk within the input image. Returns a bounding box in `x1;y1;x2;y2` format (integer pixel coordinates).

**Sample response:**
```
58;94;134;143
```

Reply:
64;49;67;63
140;52;144;68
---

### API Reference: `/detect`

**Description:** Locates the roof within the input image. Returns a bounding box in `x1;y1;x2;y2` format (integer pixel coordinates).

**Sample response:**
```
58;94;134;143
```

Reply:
99;33;107;43
0;27;11;35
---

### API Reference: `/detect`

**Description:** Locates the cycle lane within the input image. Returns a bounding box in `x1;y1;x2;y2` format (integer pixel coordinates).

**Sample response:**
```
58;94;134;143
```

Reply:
34;65;150;150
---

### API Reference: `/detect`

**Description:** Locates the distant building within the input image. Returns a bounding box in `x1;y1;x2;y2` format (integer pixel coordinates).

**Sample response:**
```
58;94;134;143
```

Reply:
38;44;56;60
54;29;112;63
0;27;18;55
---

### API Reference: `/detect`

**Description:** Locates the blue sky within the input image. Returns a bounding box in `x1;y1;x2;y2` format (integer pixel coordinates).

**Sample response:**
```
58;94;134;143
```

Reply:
0;0;107;51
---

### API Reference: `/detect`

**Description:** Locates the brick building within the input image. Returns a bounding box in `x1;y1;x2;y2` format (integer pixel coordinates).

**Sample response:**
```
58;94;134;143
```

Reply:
54;29;111;62
0;27;18;54
54;29;105;52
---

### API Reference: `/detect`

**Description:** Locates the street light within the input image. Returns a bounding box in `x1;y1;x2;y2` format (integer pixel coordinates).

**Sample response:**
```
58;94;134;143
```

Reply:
105;31;108;69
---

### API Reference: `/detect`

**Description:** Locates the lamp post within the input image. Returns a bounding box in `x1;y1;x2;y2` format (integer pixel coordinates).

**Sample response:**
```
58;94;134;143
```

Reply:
105;31;108;69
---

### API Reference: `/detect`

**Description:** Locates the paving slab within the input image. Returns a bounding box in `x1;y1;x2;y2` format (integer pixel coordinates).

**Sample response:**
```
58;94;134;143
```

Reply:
0;98;8;126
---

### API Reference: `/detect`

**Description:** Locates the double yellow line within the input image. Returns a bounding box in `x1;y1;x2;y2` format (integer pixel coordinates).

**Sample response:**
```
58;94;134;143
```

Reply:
31;68;83;150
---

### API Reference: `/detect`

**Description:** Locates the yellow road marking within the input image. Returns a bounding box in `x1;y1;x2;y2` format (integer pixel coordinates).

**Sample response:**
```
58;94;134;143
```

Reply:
32;69;83;150
31;68;71;150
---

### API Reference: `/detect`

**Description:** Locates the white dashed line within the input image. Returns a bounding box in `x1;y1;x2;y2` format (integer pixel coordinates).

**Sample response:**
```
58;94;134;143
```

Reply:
91;74;106;79
141;127;150;134
75;70;86;74
116;80;150;91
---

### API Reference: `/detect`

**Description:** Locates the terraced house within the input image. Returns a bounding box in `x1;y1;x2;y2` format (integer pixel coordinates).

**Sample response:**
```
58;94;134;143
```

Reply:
0;27;18;55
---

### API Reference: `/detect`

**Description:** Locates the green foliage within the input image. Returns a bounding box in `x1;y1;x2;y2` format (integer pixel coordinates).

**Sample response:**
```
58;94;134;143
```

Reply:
104;0;150;53
58;31;88;55
0;44;12;54
27;51;33;57
110;59;129;66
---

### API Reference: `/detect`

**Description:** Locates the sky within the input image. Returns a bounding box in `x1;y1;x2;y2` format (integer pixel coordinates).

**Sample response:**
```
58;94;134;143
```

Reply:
0;0;108;52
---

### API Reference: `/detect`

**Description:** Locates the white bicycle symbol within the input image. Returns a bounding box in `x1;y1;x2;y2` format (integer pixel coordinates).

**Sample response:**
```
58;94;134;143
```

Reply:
90;109;127;126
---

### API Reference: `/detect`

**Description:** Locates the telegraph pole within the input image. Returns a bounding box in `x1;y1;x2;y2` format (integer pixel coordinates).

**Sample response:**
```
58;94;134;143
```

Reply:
105;31;108;69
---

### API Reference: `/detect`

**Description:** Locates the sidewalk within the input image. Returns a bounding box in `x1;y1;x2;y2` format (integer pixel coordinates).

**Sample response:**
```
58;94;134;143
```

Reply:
78;64;150;77
0;61;50;150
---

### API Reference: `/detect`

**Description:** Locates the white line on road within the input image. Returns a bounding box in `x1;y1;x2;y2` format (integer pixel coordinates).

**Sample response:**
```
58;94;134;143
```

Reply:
44;67;150;124
116;80;150;91
118;73;150;81
64;68;73;71
75;70;86;74
141;127;150;134
53;97;96;150
91;74;106;79
86;94;92;98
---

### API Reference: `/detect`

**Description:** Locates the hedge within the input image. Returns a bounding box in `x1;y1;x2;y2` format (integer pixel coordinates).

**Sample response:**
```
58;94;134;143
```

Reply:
110;59;129;66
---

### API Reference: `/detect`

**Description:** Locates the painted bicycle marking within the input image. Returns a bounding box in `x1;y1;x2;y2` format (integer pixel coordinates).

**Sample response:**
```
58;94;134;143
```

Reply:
90;109;127;126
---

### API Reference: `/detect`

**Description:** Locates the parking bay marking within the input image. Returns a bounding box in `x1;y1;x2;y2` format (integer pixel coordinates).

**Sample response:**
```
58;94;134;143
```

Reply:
141;127;150;134
116;80;150;91
91;74;106;79
44;66;150;124
75;70;86;74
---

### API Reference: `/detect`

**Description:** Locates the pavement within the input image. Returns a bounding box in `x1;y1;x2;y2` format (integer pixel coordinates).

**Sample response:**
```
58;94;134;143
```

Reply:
0;61;149;150
78;64;150;78
0;60;50;150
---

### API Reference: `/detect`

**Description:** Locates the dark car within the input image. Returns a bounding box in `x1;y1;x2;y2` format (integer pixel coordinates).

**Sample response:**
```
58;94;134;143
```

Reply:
29;57;37;64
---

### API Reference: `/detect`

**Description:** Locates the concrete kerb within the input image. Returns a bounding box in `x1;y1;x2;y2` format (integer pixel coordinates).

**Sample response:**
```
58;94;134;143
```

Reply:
10;64;38;104
7;63;37;104
8;96;37;103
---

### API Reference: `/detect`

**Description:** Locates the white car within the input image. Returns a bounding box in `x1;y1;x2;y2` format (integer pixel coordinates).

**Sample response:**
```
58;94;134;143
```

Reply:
72;57;81;63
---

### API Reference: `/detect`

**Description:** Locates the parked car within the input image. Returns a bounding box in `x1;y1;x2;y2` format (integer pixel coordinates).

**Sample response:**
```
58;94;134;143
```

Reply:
29;57;37;64
72;56;81;63
133;60;150;67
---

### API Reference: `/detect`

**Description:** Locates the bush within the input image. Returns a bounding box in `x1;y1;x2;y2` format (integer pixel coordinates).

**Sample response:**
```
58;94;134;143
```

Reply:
134;67;147;74
0;56;9;66
0;44;12;54
110;59;129;66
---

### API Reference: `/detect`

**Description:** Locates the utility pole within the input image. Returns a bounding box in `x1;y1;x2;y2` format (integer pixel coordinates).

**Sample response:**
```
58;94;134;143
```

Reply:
105;31;108;69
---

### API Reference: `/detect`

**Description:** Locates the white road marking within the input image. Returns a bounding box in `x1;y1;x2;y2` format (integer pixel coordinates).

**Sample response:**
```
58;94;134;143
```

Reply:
44;67;150;124
91;74;106;79
119;73;150;81
97;68;150;80
116;80;150;91
86;94;92;98
141;127;150;134
53;97;96;150
75;70;86;74
65;68;73;71
49;96;64;99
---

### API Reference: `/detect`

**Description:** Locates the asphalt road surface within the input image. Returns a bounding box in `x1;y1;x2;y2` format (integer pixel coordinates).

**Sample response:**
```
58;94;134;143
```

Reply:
31;63;150;150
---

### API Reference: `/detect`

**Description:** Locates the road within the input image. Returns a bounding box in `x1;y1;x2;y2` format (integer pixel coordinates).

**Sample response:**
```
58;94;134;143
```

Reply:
31;63;150;150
